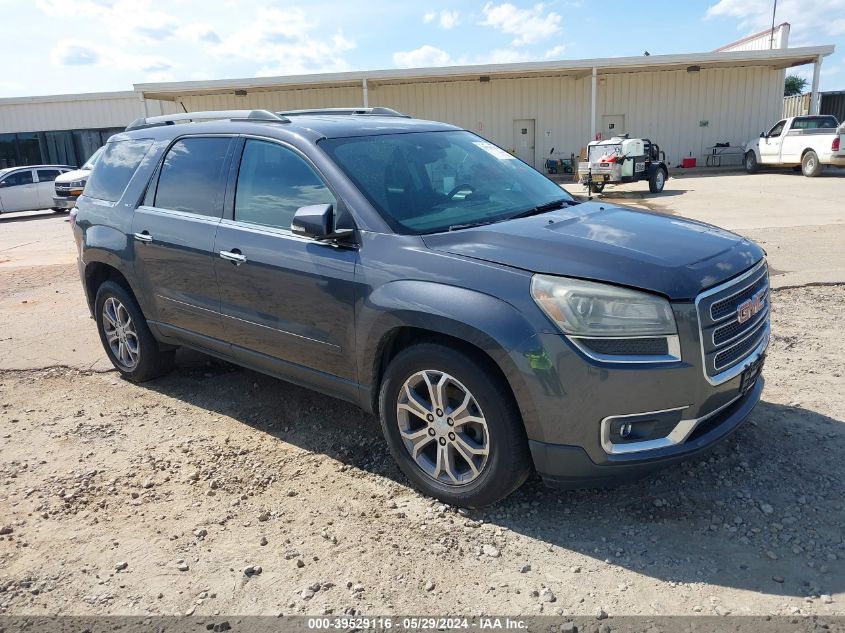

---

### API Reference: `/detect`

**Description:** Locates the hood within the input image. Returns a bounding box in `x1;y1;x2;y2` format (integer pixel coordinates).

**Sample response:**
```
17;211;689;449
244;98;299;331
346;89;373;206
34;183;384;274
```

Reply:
55;168;91;183
422;202;764;300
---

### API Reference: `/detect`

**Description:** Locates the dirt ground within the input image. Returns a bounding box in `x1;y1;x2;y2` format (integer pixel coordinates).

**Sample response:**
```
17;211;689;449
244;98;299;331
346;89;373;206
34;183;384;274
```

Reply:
0;171;843;618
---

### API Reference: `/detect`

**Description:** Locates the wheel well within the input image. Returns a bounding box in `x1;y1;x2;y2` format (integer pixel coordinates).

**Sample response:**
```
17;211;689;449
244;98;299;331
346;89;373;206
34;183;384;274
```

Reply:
83;262;136;311
801;147;817;158
370;327;518;418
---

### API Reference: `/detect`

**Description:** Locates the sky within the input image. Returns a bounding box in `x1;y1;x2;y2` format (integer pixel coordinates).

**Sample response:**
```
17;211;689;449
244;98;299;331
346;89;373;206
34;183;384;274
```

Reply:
0;0;843;99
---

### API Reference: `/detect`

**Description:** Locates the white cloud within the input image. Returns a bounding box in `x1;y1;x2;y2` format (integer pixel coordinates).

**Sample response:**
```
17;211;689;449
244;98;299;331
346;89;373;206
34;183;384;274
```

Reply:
439;10;460;29
480;2;561;46
422;10;460;29
50;39;174;73
705;0;845;42
475;48;532;64
214;8;355;75
393;45;453;68
544;44;570;58
179;22;221;45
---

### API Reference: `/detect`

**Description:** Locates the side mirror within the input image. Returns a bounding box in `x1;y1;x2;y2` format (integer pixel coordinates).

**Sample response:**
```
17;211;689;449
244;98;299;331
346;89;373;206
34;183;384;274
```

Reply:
291;203;353;241
760;132;766;138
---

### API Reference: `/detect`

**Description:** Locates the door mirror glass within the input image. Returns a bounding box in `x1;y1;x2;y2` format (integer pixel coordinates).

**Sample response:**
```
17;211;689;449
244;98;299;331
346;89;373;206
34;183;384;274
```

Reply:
291;204;353;241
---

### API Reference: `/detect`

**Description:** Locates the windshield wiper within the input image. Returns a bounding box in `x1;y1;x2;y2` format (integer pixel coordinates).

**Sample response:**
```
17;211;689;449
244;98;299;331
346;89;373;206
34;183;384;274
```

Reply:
447;219;499;231
508;198;578;221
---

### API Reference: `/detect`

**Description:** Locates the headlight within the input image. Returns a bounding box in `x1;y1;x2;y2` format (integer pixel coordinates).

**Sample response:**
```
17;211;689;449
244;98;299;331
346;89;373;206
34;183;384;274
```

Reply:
69;180;86;188
531;274;677;337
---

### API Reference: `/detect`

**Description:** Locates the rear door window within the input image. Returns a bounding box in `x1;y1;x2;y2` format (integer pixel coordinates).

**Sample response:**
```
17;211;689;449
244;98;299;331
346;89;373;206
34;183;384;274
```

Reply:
154;137;232;218
36;169;62;182
86;139;153;202
234;139;335;230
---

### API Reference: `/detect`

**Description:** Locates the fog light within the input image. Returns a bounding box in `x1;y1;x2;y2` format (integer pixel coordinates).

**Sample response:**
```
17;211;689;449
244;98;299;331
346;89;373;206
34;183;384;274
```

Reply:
620;422;633;439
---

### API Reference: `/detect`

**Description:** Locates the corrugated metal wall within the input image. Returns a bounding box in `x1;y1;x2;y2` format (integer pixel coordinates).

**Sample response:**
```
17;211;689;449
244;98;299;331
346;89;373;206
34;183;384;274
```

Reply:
177;65;782;169
821;93;845;124
0;93;177;134
599;66;784;165
373;76;591;164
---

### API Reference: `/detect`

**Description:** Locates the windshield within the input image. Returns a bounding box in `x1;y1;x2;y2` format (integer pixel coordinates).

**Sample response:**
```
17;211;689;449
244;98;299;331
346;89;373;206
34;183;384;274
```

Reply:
588;144;622;162
320;130;574;234
81;146;105;171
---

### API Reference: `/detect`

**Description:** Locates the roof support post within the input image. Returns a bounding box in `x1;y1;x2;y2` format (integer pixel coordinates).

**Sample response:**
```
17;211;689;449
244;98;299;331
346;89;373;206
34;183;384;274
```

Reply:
810;56;821;115
362;78;369;108
590;66;597;140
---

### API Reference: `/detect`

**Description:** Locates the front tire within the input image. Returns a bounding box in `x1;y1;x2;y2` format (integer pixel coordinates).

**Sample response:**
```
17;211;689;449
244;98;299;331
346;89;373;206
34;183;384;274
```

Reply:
94;280;175;382
378;343;531;507
589;182;605;194
802;150;823;177
745;151;759;174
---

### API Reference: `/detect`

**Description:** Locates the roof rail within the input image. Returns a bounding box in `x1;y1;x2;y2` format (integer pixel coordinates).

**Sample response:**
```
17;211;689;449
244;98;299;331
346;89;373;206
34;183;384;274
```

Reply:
277;107;411;118
125;109;290;131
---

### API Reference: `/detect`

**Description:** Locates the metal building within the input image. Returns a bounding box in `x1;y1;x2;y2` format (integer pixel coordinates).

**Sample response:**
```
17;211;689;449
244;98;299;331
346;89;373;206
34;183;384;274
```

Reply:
135;45;833;170
0;91;176;168
0;40;835;171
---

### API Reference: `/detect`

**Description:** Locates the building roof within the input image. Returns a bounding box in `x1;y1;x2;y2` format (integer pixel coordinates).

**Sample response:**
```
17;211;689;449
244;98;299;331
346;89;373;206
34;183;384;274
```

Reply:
0;90;139;106
714;22;791;52
135;46;834;101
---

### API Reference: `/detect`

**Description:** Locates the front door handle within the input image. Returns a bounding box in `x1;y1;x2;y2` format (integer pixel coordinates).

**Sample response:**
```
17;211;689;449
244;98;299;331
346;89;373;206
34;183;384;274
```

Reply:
133;231;153;243
219;249;247;265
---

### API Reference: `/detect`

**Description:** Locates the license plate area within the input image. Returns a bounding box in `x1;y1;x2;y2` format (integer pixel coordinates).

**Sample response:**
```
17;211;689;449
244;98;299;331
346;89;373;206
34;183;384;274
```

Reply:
740;355;765;395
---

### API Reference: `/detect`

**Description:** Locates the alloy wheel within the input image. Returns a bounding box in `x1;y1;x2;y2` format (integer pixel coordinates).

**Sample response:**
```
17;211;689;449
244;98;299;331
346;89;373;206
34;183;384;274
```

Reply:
396;370;490;486
102;296;140;370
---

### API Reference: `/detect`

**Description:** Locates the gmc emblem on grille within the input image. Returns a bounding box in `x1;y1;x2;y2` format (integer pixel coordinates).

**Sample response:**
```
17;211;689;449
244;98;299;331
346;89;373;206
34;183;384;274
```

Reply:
737;290;766;324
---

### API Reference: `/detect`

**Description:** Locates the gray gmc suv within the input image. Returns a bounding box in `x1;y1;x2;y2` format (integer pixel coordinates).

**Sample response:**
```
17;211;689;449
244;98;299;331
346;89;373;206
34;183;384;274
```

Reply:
72;108;770;507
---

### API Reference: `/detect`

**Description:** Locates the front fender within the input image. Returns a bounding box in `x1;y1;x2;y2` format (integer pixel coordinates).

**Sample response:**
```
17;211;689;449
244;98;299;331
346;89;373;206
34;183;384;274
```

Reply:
743;141;761;161
357;280;543;434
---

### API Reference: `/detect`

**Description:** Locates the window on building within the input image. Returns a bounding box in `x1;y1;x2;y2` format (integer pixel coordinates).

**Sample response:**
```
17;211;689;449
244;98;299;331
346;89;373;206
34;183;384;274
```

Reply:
154;137;231;217
85;139;153;202
42;131;77;166
16;133;41;165
234;139;335;230
0;134;16;169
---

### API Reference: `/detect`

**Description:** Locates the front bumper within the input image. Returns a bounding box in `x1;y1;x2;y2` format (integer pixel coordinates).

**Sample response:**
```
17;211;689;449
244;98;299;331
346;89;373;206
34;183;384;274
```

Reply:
503;294;768;487
52;195;78;209
529;376;762;488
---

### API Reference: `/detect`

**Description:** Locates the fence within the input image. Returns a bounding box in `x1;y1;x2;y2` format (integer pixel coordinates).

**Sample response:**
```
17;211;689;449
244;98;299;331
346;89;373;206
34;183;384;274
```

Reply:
782;93;810;117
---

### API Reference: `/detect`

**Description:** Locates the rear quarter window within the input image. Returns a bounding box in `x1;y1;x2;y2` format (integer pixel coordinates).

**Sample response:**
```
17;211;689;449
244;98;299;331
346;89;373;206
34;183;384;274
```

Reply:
85;139;152;202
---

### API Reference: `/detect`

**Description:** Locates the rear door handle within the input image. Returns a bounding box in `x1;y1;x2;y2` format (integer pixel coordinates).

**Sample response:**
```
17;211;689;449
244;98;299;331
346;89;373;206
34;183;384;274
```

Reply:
219;249;247;265
133;231;153;243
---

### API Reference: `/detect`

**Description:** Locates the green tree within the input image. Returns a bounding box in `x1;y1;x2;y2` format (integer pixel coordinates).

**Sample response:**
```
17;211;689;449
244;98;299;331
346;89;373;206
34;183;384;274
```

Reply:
784;75;808;97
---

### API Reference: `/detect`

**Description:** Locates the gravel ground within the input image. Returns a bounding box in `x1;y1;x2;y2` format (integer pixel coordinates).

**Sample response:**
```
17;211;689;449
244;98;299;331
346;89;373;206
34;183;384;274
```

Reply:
0;285;843;617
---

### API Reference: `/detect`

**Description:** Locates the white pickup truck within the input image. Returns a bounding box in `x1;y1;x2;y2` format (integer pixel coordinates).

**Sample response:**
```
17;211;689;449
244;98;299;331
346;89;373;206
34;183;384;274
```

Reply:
744;115;845;177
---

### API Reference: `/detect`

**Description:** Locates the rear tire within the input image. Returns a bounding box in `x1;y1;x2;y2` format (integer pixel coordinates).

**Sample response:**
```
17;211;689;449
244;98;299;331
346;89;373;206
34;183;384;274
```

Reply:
745;151;759;174
801;150;823;177
94;280;175;382
589;182;605;193
648;167;666;193
378;343;531;507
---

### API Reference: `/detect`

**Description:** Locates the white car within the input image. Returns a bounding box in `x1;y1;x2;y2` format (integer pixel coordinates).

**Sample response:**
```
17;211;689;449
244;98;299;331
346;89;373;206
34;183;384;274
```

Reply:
52;147;104;210
0;165;75;214
744;115;845;177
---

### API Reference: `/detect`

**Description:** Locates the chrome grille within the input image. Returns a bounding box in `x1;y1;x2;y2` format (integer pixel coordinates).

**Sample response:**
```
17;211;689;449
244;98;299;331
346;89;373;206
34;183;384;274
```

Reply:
695;260;770;384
